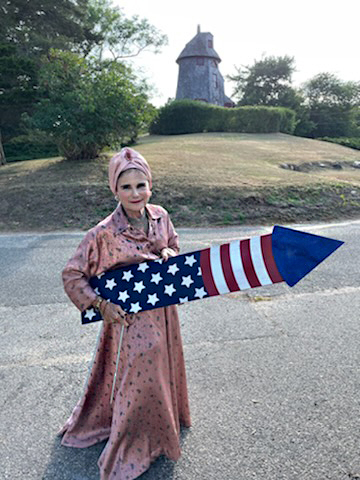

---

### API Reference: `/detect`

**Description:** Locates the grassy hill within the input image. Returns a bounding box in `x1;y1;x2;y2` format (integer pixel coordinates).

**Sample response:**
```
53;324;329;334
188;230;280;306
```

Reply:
1;132;360;232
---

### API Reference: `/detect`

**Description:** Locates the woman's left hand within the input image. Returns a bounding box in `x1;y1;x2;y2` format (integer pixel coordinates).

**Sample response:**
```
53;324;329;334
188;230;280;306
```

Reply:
160;247;177;262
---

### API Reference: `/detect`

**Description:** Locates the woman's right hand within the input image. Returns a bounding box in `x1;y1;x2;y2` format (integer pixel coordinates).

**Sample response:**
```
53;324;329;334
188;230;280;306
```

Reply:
100;300;130;327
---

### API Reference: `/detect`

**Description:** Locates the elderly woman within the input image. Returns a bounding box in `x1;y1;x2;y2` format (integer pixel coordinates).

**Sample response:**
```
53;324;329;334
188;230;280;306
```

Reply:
60;147;191;479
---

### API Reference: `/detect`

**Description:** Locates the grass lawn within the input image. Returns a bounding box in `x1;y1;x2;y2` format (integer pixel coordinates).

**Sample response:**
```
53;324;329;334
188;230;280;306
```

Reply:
1;132;360;232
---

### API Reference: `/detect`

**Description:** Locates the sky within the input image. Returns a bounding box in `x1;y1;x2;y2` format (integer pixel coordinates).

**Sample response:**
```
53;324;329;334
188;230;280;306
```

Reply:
114;0;359;106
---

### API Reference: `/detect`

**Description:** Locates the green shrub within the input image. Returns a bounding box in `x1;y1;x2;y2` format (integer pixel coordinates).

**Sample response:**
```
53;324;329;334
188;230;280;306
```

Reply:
319;137;360;151
4;133;59;162
25;50;155;161
349;107;360;137
150;100;212;134
150;100;296;135
279;108;297;134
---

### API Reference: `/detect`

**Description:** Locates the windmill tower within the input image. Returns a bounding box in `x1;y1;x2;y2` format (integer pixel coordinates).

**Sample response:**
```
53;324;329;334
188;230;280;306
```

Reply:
175;26;233;107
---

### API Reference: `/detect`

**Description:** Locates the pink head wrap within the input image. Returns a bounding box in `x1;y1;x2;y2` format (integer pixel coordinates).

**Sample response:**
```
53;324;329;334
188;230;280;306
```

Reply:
108;147;152;196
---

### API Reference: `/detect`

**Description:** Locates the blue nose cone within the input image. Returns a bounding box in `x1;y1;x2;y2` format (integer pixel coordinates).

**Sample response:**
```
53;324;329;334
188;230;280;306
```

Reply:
272;225;344;287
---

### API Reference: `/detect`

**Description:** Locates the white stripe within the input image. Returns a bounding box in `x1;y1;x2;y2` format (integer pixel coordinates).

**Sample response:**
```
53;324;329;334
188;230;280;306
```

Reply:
229;241;251;290
209;245;230;294
250;236;273;286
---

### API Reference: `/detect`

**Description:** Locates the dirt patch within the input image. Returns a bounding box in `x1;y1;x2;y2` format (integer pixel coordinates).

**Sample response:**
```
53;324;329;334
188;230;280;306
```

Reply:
280;160;360;172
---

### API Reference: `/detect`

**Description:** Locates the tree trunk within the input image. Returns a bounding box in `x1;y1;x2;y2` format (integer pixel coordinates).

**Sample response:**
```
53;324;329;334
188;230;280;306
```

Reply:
0;130;6;166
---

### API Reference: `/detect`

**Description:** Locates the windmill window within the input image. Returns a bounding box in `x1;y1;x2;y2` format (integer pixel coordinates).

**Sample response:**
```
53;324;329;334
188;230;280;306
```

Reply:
213;73;218;88
208;39;213;48
196;57;204;66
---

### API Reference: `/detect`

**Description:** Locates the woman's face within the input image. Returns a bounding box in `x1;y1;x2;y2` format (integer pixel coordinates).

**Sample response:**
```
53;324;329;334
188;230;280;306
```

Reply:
116;169;151;217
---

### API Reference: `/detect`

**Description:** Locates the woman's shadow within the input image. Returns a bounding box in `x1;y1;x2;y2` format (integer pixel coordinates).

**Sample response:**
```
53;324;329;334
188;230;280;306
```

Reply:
43;427;191;479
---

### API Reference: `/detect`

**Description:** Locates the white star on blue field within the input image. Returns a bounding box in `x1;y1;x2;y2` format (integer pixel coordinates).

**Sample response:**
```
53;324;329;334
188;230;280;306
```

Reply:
82;253;209;323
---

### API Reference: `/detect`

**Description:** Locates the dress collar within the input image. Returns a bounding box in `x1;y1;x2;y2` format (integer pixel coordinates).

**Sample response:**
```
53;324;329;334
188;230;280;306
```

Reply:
112;203;163;232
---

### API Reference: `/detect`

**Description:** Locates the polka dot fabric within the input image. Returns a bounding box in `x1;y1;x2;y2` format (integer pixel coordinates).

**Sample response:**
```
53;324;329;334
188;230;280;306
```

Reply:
60;204;191;479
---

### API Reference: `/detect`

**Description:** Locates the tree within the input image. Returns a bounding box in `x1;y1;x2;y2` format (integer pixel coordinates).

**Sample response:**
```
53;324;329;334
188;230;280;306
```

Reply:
303;73;360;107
0;130;6;165
86;0;168;61
0;0;99;57
302;73;360;137
228;55;300;109
0;0;100;142
228;55;316;136
0;43;38;140
0;0;167;146
25;50;156;160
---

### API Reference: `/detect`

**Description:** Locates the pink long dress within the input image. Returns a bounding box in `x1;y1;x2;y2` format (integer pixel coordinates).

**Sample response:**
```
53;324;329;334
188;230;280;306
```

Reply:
60;203;191;479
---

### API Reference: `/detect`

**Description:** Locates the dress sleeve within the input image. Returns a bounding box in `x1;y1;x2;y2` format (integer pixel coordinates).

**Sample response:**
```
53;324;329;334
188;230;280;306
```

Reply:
62;231;100;311
166;213;180;254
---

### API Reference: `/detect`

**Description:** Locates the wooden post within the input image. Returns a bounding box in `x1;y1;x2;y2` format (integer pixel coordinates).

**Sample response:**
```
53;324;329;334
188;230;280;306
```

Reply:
0;130;6;165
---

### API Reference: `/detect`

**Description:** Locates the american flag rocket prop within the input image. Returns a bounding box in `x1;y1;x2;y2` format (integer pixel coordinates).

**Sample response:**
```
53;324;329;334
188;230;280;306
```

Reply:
82;225;343;324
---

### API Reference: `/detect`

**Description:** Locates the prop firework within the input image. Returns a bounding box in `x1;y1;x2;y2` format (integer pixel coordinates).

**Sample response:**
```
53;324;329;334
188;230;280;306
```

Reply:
82;225;343;324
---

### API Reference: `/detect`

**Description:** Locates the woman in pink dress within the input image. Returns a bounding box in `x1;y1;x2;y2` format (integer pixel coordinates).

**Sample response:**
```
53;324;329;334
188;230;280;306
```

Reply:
60;147;191;479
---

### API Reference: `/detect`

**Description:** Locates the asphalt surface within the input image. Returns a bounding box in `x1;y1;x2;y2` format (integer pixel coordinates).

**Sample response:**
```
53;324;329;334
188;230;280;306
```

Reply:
0;220;359;480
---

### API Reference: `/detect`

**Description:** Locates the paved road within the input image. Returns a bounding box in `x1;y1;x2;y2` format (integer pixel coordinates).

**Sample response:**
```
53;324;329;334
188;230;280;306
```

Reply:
1;220;359;480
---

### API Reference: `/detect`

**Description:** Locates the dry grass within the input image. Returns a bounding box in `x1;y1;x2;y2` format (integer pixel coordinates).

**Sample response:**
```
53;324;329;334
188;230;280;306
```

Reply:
138;133;360;187
1;132;360;232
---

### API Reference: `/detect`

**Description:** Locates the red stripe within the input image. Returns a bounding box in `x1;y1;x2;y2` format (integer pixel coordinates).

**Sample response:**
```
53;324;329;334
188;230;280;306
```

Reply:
240;239;261;288
220;243;240;292
260;234;283;284
200;248;219;296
